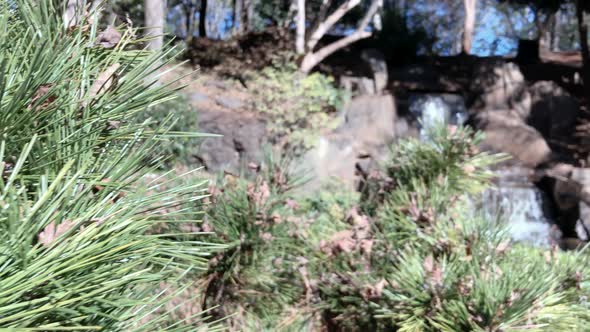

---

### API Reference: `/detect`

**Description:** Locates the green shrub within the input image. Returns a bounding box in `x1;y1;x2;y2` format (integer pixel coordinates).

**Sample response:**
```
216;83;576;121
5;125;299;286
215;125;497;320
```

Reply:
247;61;347;155
136;93;201;166
306;126;590;331
0;2;220;330
204;125;590;331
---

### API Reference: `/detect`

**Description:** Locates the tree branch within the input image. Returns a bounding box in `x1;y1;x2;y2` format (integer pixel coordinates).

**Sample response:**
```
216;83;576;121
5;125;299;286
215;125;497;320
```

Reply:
300;0;382;74
306;0;361;51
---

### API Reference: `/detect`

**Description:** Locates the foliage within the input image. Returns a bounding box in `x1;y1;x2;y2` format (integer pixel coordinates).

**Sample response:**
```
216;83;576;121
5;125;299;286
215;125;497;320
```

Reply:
203;125;590;331
247;61;347;154
0;1;221;329
136;93;201;166
307;126;590;331
199;154;308;328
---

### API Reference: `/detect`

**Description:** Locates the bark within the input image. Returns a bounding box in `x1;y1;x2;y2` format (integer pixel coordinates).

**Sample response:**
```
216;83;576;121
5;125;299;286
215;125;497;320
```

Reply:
295;0;305;54
183;1;195;43
576;0;590;94
462;0;476;54
233;0;244;35
539;13;555;55
306;0;362;52
300;0;382;74
144;0;166;50
199;0;207;37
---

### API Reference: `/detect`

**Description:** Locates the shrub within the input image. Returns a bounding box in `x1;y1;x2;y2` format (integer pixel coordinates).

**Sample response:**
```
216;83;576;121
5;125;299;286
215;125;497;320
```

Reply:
204;125;590;331
247;61;347;155
0;2;220;330
307;126;590;331
136;93;201;167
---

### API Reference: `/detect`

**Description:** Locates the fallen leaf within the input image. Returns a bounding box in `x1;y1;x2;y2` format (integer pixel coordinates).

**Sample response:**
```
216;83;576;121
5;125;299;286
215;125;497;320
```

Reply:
38;219;76;247
96;26;122;48
28;84;56;111
85;63;121;107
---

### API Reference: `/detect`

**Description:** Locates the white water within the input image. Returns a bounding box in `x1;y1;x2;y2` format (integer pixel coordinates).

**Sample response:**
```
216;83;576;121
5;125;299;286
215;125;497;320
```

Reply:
411;94;555;246
481;168;555;246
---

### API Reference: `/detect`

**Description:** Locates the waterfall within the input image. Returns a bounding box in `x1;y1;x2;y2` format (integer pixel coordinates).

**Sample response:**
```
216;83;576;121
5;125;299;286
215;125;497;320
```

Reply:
410;93;556;246
481;167;556;246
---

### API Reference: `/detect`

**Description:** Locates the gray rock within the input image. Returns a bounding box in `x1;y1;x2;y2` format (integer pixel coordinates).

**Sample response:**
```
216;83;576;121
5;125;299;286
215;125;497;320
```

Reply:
361;48;388;94
215;96;244;110
195;110;266;173
300;94;398;190
470;61;531;119
474;111;552;168
189;92;209;103
338;94;397;150
528;81;579;140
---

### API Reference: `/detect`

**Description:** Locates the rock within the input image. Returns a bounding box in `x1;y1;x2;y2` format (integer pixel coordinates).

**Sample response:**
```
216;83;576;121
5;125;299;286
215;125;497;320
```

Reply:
340;76;376;95
527;81;579;140
474;112;552;168
301;94;398;190
337;94;397;151
361;49;388;94
215;96;244;110
300;136;358;191
196;110;267;173
189;92;209;103
470;61;531;119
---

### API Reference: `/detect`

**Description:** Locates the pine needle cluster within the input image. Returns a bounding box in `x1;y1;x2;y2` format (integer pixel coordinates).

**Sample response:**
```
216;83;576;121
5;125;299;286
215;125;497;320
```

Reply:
0;2;220;330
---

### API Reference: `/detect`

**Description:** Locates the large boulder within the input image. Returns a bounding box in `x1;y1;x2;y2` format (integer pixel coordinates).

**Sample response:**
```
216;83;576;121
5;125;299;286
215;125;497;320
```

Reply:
469;61;531;119
337;94;397;152
196;110;267;173
474;111;552;168
302;94;398;190
527;81;579;140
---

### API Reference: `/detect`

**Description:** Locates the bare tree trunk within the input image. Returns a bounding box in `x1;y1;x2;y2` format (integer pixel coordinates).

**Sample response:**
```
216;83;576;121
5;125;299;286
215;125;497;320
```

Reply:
199;0;207;37
300;0;382;74
576;0;590;94
144;0;165;50
233;0;244;35
295;0;305;54
183;1;195;43
551;10;560;52
306;0;361;52
246;0;255;30
539;13;555;56
462;0;476;54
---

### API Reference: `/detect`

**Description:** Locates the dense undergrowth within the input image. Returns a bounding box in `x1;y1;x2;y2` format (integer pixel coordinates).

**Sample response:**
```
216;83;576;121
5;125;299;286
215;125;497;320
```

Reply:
0;1;221;330
4;1;590;331
200;126;590;331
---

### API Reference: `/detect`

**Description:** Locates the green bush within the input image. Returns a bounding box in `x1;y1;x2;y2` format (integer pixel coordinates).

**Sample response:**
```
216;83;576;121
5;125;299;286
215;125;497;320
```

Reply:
247;61;347;155
0;2;220;330
136;93;201;167
204;125;590;331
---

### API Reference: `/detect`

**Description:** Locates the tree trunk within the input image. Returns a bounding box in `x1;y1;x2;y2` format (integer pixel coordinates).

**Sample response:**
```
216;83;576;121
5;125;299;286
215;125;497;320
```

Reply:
539;13;555;56
462;0;476;54
306;0;362;52
576;0;590;95
144;0;165;50
199;0;207;37
183;2;195;43
233;0;244;35
295;0;305;54
300;0;382;74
